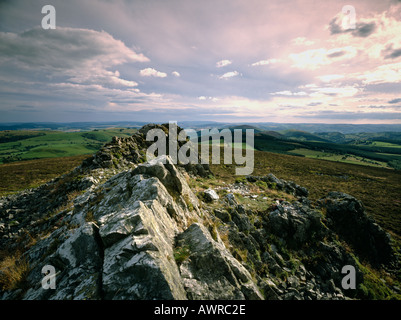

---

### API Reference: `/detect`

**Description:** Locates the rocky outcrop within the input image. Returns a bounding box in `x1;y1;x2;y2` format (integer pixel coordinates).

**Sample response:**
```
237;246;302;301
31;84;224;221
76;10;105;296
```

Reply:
0;155;268;300
80;123;212;178
1;125;399;300
247;174;309;198
320;192;395;266
268;200;324;246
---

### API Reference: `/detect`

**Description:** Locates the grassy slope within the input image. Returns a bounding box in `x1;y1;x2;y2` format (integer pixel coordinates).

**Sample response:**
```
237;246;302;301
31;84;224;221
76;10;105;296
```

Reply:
210;149;401;241
0;128;137;164
0;155;91;196
253;133;401;170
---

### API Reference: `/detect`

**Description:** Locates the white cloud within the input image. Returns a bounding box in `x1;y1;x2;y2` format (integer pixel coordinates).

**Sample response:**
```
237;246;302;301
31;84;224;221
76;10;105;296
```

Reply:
216;59;232;68
218;71;239;79
172;71;181;77
139;67;168;78
357;62;401;85
289;46;357;69
251;59;278;66
198;96;219;101
271;90;307;96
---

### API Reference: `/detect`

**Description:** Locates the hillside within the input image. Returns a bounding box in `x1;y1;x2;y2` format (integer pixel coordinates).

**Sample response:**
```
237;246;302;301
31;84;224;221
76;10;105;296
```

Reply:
0;124;400;301
251;131;401;170
0;128;137;164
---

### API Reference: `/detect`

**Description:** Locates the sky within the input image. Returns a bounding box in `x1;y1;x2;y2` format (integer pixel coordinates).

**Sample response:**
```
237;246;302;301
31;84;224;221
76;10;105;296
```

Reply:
0;0;401;124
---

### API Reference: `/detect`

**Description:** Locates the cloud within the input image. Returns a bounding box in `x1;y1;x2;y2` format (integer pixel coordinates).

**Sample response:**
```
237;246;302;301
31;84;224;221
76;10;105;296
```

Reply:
172;71;181;77
329;14;376;38
307;102;322;106
270;90;307;96
389;98;401;104
357;62;401;84
383;44;401;59
216;59;232;68
361;105;401;109
218;71;239;79
198;96;219;102
310;86;359;97
139;67;168;78
289;47;356;69
352;22;377;37
0;27;149;67
326;50;346;58
251;59;277;66
0;27;149;88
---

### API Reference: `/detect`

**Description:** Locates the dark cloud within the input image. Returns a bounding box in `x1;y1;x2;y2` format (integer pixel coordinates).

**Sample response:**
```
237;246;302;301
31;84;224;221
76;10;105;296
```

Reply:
351;22;376;37
388;98;401;104
329;18;343;35
327;50;345;58
329;17;376;38
307;102;322;106
361;105;401;109
384;47;401;59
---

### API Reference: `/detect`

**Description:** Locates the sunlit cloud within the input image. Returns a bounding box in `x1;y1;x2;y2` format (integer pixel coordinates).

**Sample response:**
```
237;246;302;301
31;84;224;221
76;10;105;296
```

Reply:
139;68;168;78
251;59;278;66
218;71;239;79
216;59;232;68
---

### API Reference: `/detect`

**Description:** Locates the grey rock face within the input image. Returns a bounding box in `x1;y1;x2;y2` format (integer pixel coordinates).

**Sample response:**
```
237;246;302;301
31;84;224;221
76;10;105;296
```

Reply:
321;192;395;266
22;222;103;300
268;201;323;246
176;223;263;300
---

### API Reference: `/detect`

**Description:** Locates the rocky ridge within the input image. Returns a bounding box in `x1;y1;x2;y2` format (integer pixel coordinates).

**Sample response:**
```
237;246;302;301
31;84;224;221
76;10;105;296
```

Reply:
0;124;400;300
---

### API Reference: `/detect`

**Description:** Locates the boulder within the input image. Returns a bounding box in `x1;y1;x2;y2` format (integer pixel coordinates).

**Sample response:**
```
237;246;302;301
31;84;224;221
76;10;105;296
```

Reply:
203;189;219;202
268;202;323;246
321;192;394;266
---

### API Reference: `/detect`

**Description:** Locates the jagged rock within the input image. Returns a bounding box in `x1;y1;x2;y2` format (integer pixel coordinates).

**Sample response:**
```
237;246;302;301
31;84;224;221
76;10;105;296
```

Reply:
321;192;395;266
22;222;103;300
225;193;237;206
231;208;253;233
213;209;231;222
268;201;323;246
176;223;263;300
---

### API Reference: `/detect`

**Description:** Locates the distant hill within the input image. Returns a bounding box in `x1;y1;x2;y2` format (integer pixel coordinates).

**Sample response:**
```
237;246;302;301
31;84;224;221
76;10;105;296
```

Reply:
2;121;401;134
279;130;331;142
224;124;264;133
